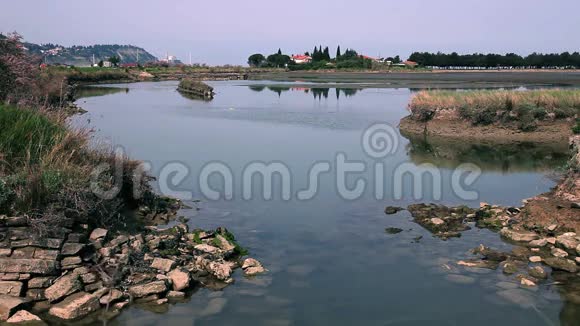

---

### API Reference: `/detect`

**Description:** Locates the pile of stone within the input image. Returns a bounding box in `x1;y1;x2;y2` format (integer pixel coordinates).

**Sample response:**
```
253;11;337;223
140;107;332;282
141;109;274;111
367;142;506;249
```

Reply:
0;215;265;323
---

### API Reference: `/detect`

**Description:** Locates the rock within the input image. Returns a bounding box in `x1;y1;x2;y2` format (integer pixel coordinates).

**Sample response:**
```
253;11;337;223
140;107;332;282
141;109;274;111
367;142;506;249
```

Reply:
156;298;168;305
245;266;266;276
241;258;262;270
384;206;403;215
0;259;57;275
214;235;235;252
473;244;509;261
571;202;580;209
556;234;579;253
84;281;102;292
577;244;580;256
25;289;45;301
528;266;548;279
99;289;123;306
60;243;84;256
546;237;556;245
551;247;569;258
500;228;539;242
0;249;11;257
457;260;498;270
166;291;185;299
544;257;579;273
194;244;220;254
151;258;176;273
28;277;54;289
89;228;108;241
0;295;30;321
113;301;129;310
501;262;519;274
6;310;43;324
206;261;232;281
385;227;403;234
0;282;23;296
528;239;548;247
45;274;82;303
48;292;99;320
430;218;445;226
128;281;167;298
168;269;190;291
32;249;59;260
108;235;128;248
529;256;542;263
576;257;580;264
60;257;82;269
519;277;537;287
546;224;558;232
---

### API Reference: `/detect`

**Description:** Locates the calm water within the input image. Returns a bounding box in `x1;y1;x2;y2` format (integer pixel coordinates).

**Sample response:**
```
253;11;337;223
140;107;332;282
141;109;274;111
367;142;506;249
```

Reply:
73;81;575;325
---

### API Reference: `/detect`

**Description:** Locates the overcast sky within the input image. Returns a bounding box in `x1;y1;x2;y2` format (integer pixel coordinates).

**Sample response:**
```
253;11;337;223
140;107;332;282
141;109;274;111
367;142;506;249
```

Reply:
2;0;579;65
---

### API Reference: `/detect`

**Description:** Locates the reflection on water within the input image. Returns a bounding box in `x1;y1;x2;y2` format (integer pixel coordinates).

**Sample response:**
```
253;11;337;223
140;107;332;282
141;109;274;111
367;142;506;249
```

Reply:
75;86;129;98
177;90;214;102
251;85;362;100
402;132;569;172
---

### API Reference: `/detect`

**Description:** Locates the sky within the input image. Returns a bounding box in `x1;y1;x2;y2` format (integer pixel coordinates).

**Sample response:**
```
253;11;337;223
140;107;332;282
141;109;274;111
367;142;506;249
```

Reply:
1;0;579;65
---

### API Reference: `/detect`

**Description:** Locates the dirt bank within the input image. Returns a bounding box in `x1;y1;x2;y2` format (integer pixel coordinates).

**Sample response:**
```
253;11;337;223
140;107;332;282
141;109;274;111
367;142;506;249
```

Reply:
399;116;573;145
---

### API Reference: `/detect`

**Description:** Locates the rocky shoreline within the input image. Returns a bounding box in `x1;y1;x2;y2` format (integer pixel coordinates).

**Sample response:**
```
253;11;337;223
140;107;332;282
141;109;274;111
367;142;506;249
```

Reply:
385;135;580;296
0;202;265;324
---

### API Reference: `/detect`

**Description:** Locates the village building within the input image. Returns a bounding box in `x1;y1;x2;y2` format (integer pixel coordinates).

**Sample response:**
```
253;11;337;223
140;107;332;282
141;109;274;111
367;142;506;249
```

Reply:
291;54;312;64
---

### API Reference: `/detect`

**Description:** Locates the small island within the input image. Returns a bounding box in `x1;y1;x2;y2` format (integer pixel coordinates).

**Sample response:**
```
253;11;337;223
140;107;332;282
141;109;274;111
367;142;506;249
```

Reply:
177;78;214;99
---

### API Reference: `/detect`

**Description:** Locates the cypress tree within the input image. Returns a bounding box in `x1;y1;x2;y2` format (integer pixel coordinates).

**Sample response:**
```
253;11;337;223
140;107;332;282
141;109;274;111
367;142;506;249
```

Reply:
277;48;282;55
336;45;341;58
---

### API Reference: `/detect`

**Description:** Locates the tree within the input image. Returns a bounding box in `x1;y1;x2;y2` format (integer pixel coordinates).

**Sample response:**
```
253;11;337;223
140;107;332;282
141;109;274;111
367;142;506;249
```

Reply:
277;48;282;55
266;52;291;68
336;46;341;59
108;56;120;67
247;53;266;67
97;60;104;67
323;47;330;61
393;55;401;64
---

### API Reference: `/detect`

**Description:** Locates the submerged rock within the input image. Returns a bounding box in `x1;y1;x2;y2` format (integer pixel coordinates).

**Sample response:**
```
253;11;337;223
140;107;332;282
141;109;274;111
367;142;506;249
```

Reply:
48;292;100;320
499;228;539;242
544;257;578;273
385;227;403;234
384;206;404;215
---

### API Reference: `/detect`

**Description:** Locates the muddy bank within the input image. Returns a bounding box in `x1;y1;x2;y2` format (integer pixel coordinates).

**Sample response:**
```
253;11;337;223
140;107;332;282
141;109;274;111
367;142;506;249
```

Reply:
400;116;573;145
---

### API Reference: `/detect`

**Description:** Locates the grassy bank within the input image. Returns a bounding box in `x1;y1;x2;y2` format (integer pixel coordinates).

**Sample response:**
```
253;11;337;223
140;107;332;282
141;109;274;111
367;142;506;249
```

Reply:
409;89;580;132
0;104;156;233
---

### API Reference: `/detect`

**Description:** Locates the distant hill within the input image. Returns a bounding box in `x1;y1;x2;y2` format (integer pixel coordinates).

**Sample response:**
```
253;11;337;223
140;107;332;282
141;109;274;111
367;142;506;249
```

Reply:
22;39;157;66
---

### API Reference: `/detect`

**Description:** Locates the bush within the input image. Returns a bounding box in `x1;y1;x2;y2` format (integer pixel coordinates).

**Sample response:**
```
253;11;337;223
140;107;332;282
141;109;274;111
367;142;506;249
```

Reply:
573;120;580;134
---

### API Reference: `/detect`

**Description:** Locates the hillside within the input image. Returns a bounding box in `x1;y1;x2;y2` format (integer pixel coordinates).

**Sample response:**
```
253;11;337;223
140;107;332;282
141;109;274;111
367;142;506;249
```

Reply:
22;39;157;66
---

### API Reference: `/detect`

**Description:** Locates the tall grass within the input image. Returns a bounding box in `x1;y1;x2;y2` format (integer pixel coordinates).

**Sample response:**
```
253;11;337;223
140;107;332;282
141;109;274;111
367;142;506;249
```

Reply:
409;89;580;130
0;105;151;232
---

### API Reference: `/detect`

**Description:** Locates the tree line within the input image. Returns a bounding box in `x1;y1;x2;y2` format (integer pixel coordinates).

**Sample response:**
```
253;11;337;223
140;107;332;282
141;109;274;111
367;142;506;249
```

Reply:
408;51;580;68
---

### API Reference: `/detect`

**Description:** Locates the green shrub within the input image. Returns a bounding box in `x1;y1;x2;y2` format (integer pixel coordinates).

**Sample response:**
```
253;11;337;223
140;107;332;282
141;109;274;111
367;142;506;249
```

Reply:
0;178;15;214
573;120;580;134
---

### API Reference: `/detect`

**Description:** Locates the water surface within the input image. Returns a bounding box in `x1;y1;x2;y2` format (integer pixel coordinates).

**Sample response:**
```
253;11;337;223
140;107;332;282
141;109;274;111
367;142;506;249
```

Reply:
73;81;575;325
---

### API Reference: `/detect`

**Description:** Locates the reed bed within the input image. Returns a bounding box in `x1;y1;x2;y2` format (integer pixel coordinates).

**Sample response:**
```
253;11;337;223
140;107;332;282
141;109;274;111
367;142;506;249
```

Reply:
409;89;580;130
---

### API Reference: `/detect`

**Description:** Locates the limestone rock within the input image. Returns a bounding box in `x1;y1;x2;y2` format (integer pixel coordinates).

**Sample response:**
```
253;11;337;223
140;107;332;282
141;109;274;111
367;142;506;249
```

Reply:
0;295;29;321
99;289;123;306
45;274;82;303
528;266;548;279
168;269;190;291
89;228;108;241
500;228;539;242
214;235;235;252
60;243;84;256
551;247;569;258
556;234;579;253
544;257;578;273
28;277;54;289
430;218;445;226
128;281;167;298
194;244;220;254
0;282;23;296
48;292;100;320
528;239;547;247
0;259;57;275
166;291;185;299
6;310;43;324
529;256;542;263
242;258;266;276
151;258;176;273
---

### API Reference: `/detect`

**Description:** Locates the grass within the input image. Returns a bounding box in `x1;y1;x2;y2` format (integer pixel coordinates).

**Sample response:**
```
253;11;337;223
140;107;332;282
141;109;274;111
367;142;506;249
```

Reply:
409;89;580;131
0;104;153;234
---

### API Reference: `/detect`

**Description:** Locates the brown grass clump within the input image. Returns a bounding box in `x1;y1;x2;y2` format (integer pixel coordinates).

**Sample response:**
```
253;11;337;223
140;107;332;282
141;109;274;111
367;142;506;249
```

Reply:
409;89;580;131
